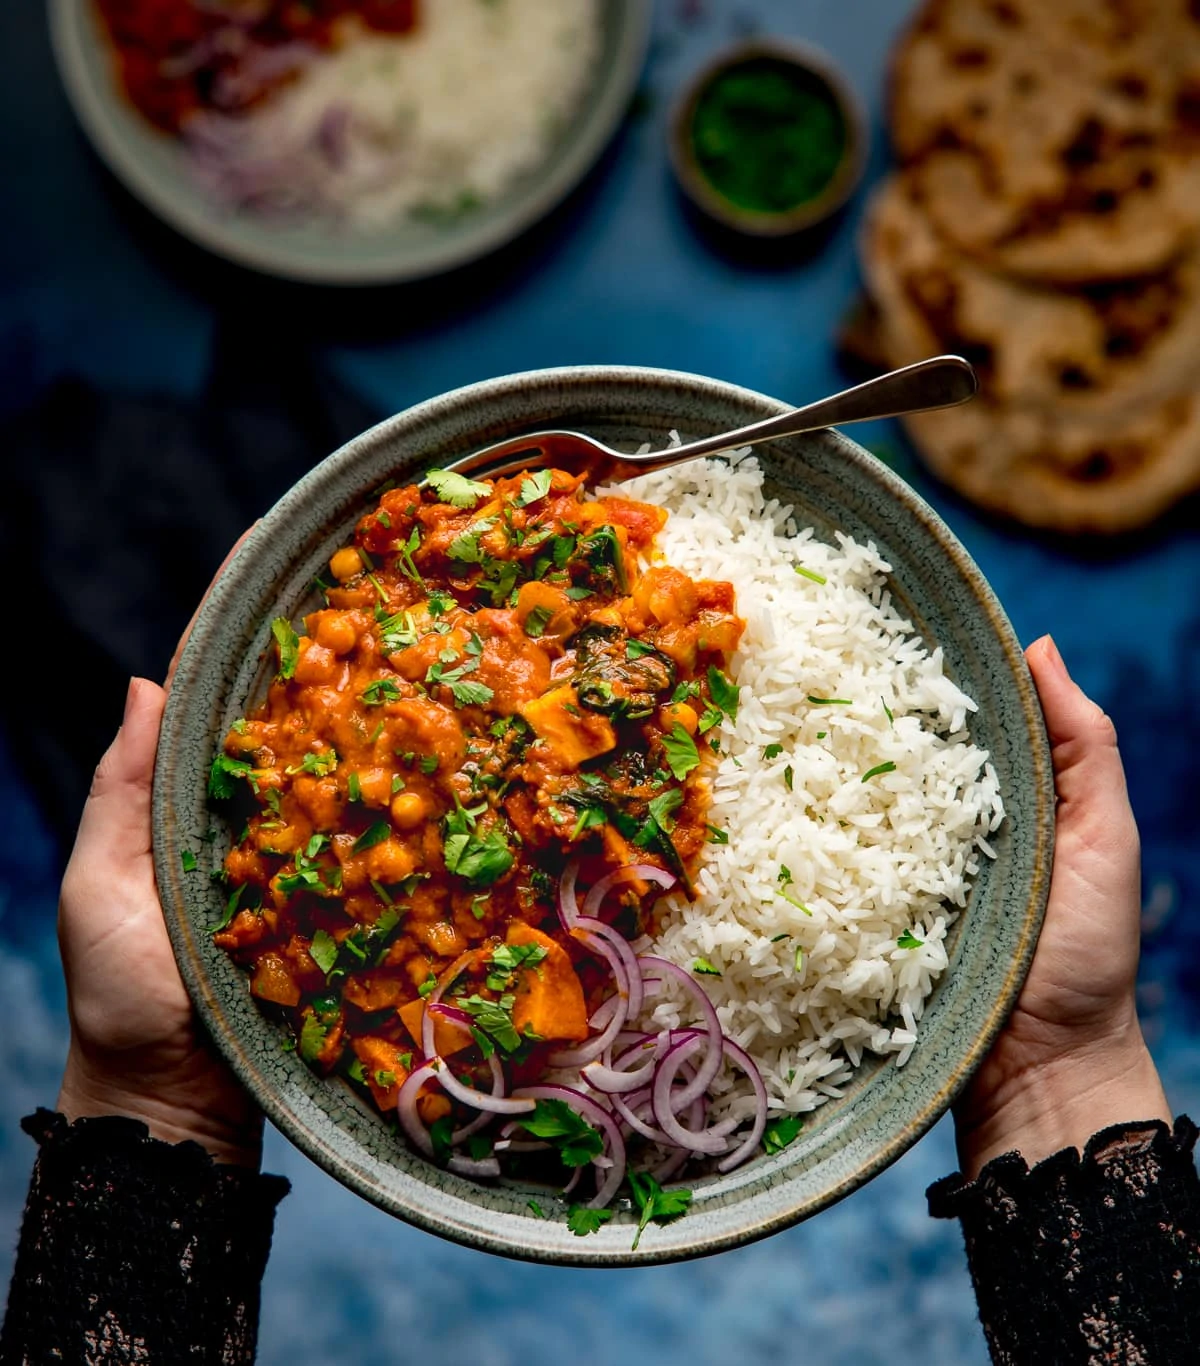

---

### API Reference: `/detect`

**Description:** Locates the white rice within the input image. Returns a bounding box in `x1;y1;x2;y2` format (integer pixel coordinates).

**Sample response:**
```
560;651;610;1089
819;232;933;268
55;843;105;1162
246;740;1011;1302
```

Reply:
188;0;599;226
610;454;1005;1119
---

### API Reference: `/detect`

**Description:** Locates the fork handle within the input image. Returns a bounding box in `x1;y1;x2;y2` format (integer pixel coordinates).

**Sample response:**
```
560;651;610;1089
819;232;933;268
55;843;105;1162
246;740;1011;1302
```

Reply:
636;356;978;470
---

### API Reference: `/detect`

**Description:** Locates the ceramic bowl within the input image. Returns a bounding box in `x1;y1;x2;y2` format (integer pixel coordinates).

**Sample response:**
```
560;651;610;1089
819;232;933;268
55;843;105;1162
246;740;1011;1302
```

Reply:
669;38;867;237
153;366;1054;1264
49;1;649;284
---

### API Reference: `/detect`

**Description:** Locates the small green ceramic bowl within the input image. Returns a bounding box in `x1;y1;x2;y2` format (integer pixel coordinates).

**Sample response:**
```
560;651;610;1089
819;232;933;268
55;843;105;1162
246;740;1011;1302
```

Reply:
49;1;649;284
153;367;1053;1265
669;39;868;237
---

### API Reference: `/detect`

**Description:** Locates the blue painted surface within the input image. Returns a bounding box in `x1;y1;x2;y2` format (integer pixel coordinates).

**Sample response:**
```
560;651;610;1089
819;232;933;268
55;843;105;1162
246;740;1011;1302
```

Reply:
1;1;1198;1361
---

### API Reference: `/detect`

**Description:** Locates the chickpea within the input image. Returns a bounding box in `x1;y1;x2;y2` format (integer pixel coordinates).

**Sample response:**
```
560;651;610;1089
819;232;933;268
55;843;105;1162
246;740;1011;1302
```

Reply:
390;790;427;829
314;612;358;656
658;701;699;735
329;546;364;583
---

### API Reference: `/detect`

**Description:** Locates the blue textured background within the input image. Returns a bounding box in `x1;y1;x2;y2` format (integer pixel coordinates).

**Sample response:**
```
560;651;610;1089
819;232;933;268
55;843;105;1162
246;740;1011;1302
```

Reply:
2;2;1198;1361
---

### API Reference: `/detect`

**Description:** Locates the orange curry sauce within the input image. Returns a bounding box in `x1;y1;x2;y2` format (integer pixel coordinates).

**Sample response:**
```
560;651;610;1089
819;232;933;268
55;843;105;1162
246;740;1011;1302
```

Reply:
210;467;743;1124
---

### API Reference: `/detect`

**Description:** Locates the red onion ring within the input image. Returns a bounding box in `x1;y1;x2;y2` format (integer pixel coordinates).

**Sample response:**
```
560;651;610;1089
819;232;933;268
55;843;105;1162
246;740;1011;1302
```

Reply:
547;978;629;1068
714;1038;769;1173
637;957;725;1107
513;1084;627;1208
447;1154;501;1179
573;915;644;1019
396;1062;440;1158
582;864;676;921
556;860;582;932
430;1059;535;1116
651;1036;730;1154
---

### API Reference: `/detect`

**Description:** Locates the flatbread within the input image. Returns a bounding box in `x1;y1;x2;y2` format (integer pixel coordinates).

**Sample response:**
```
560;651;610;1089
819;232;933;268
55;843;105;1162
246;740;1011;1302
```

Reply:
861;174;1200;419
888;0;1200;281
897;390;1200;534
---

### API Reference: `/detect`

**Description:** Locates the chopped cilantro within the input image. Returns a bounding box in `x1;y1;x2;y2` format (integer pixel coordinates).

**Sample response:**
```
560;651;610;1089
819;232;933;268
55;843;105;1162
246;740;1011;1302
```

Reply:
793;565;827;585
568;1205;614;1237
299;1012;328;1063
706;666;739;722
524;604;554;639
418;973;438;998
626;639;656;659
882;697;894;727
692;958;721;977
783;765;794;791
762;1114;804;1155
396;526;425;590
517;470;553;506
763;743;784;760
447;518;496;565
455;992;522;1054
420;754;439;775
361;679;402;706
442;801;514;886
486;942;548;992
807;696;852;706
628;1172;692;1251
286;748;339;778
181;849;197;873
425;468;491;508
517;1099;604;1167
207;753;254;801
705;823;728;845
571;804;607;841
897;929;924;950
309;929;339;976
426;589;455;617
527;1200;547;1219
377;609;419;654
208;882;245;933
347;772;362;802
662;723;701;781
861;761;897;782
271;617;300;680
351;821;391;855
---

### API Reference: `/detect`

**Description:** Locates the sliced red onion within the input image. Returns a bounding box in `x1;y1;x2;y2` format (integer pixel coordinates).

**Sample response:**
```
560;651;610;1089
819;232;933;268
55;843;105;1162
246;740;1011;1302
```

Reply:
637;957;725;1107
447;1154;501;1180
431;1059;534;1116
582;1054;658;1094
715;1038;769;1173
396;1061;440;1158
582;864;676;921
556;860;582;932
451;1052;506;1146
574;915;644;1019
513;1084;627;1209
651;1036;729;1154
421;950;479;1060
610;1086;666;1144
547;986;628;1068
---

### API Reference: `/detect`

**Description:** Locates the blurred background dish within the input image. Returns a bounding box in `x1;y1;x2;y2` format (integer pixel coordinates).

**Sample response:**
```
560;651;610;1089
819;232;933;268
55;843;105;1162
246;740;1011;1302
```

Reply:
49;0;650;283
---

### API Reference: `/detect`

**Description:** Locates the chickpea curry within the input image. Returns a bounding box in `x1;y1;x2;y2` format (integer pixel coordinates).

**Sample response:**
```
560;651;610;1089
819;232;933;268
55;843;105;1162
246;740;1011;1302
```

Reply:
209;466;743;1131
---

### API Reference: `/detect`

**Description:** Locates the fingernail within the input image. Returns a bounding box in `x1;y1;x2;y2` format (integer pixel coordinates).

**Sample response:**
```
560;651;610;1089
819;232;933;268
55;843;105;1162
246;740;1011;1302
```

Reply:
1042;635;1068;680
123;677;139;724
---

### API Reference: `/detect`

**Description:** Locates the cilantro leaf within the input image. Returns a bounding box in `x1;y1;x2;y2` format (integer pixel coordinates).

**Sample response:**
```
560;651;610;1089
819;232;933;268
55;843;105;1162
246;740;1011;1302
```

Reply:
662;723;700;781
448;678;495;708
706;666;739;722
309;928;339;976
285;748;338;778
692;957;721;976
567;1205;614;1237
181;849;198;873
897;929;924;950
763;742;784;760
425;468;490;509
762;1114;804;1155
517;1099;604;1167
299;1012;328;1063
272;617;300;680
517;470;553;506
705;823;728;845
861;761;897;783
447;518;496;564
486;942;548;992
361;678;402;707
352;821;392;855
524;605;554;639
377;609;419;654
628;1172;693;1250
207;753;254;801
455;992;522;1054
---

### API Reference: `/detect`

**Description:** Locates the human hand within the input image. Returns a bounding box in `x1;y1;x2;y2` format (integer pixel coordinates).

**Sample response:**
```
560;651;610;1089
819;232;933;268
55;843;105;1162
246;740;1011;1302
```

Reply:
56;677;262;1167
953;634;1170;1178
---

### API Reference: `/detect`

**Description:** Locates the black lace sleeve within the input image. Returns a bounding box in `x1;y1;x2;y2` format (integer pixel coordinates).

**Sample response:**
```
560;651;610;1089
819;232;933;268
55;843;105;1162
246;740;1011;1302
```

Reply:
0;1109;290;1365
928;1116;1200;1365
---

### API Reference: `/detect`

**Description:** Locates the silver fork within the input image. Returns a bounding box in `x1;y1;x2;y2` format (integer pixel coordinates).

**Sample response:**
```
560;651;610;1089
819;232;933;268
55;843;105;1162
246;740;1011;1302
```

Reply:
441;355;977;484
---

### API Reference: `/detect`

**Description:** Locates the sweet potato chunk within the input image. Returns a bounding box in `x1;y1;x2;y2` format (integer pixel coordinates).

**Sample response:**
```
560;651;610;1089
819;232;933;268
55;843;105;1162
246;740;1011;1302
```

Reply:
249;951;300;1007
520;685;616;767
507;923;588;1043
352;1036;412;1111
398;998;475;1056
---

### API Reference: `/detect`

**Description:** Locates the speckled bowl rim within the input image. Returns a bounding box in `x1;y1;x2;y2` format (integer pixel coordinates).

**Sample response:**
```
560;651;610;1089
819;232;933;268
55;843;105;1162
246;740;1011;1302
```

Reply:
153;365;1054;1265
48;1;650;285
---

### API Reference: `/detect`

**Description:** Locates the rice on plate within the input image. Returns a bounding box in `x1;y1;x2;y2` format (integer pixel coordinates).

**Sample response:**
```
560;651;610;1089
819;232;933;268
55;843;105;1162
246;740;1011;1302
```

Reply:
612;450;1005;1131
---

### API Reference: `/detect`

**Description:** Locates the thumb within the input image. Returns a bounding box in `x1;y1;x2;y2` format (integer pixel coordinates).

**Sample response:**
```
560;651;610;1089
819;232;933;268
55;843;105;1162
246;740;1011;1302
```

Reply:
72;678;167;868
1025;634;1139;913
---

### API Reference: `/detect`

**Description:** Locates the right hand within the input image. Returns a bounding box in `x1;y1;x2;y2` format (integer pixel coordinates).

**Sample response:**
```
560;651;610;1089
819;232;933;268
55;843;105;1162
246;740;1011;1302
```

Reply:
952;634;1169;1178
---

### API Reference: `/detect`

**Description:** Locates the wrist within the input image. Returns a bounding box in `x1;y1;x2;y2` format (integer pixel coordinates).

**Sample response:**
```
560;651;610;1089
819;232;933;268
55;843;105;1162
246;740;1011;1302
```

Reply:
954;1031;1170;1179
58;1049;263;1169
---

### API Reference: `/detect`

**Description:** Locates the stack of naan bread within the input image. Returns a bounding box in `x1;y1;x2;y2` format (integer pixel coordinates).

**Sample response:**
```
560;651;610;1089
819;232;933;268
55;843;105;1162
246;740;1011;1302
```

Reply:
860;0;1200;533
